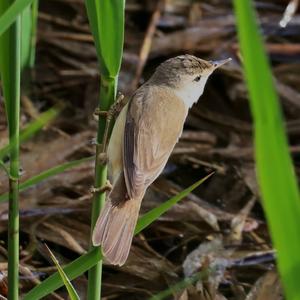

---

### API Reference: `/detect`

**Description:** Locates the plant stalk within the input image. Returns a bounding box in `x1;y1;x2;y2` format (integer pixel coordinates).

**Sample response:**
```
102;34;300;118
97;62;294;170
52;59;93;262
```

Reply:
87;76;117;300
5;8;21;300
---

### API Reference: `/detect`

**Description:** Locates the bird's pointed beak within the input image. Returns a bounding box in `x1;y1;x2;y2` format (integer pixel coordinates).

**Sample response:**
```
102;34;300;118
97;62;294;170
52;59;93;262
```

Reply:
211;58;232;69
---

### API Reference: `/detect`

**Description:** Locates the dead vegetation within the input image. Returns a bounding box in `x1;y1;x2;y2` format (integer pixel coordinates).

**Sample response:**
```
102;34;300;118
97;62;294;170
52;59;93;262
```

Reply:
0;0;299;299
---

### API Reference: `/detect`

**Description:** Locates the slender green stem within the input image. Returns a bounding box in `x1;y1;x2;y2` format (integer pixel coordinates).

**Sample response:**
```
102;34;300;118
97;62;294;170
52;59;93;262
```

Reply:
8;177;20;300
4;6;21;299
87;76;117;300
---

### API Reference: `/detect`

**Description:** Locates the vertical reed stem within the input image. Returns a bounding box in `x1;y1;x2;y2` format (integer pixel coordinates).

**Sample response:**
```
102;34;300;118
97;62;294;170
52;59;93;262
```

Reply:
3;5;21;299
87;76;117;300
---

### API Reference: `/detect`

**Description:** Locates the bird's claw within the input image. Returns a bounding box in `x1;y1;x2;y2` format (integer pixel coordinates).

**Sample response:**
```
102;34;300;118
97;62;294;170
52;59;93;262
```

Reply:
90;180;112;194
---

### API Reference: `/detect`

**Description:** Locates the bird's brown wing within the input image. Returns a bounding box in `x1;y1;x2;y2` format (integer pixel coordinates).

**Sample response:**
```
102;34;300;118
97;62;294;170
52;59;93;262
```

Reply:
123;85;187;200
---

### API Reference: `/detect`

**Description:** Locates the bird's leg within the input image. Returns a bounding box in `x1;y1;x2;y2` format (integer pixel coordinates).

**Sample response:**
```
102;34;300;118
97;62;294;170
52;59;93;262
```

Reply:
93;92;127;161
90;180;113;194
93;92;126;122
90;93;127;193
108;92;127;118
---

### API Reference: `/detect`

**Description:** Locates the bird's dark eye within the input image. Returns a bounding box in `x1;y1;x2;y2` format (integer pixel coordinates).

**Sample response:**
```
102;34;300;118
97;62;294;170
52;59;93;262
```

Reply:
194;76;201;82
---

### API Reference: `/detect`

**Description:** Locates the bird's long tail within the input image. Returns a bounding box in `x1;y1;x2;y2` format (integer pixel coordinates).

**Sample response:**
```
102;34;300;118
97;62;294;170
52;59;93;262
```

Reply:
92;196;141;266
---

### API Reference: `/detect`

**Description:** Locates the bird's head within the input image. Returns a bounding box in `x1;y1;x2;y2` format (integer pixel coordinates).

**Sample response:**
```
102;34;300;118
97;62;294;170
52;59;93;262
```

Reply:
150;54;231;108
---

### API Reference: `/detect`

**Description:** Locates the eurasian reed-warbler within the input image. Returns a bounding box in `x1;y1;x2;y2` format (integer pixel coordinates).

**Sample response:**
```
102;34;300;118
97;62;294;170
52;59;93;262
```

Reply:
92;54;231;266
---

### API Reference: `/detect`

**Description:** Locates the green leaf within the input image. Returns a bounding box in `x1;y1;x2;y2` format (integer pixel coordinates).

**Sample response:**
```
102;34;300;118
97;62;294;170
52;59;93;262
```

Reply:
0;156;94;203
84;0;125;78
233;1;300;300
45;245;80;300
20;0;38;69
0;105;61;160
24;248;101;300
135;173;214;234
24;175;211;299
21;4;31;69
28;0;38;67
0;0;35;37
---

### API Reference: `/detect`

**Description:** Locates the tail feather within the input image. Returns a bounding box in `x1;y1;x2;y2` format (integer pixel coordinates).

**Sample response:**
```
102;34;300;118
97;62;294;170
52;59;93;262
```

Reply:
92;197;141;266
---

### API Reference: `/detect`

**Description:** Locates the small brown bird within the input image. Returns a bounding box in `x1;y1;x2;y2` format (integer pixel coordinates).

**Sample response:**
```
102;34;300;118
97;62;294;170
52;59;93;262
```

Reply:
92;54;231;265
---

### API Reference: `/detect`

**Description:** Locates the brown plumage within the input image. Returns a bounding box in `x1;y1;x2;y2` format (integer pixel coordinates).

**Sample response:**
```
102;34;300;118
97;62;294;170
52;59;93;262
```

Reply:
92;55;231;265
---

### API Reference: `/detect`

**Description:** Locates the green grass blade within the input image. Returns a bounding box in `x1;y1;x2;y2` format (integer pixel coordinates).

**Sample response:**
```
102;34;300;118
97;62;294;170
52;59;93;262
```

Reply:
233;1;300;300
0;0;35;37
23;248;101;300
0;105;61;160
0;160;10;177
24;176;210;299
21;4;31;69
0;156;94;203
84;0;125;77
29;0;38;67
45;245;80;300
21;0;38;69
135;173;213;234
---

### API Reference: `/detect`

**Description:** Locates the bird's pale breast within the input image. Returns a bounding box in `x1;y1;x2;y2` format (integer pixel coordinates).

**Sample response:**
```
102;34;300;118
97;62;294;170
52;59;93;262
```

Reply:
107;103;128;183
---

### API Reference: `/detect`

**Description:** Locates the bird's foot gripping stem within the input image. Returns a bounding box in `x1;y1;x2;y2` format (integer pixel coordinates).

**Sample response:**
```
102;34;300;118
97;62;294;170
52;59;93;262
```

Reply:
90;180;113;194
93;92;127;165
93;92;127;121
